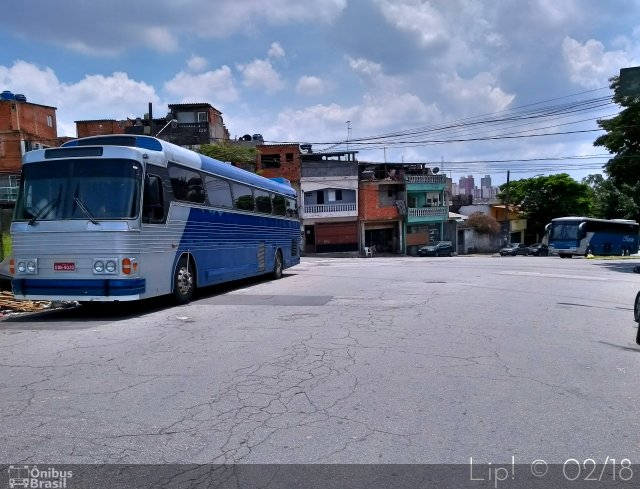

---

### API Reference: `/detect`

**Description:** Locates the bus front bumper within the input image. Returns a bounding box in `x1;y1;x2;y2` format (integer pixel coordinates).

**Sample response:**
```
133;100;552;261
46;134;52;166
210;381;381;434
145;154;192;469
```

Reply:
12;278;146;301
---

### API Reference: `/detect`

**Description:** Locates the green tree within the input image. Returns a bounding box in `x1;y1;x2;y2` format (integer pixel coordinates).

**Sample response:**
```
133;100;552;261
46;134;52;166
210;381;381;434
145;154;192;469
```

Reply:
498;174;593;239
198;143;257;167
593;75;640;219
582;173;639;219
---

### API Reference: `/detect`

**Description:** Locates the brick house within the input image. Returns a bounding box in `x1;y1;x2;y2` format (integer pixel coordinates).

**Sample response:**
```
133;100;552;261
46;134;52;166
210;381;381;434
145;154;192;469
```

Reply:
0;91;58;203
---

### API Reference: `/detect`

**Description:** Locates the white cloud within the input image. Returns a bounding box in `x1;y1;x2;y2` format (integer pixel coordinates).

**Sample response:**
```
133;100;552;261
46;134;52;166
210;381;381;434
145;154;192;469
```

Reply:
139;26;179;53
562;36;638;88
0;0;347;55
374;0;446;47
164;65;239;105
348;57;383;77
296;76;329;96
268;42;286;59
534;0;580;24
237;59;285;93
0;61;160;137
186;55;209;73
440;72;515;116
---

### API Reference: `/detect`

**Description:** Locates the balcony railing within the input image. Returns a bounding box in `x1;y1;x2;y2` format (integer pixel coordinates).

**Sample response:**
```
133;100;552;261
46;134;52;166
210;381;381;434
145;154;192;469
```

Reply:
304;203;357;214
404;175;447;184
408;206;448;217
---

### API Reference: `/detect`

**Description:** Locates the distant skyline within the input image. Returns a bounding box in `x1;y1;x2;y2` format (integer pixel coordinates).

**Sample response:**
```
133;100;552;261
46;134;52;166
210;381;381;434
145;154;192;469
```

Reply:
1;1;638;186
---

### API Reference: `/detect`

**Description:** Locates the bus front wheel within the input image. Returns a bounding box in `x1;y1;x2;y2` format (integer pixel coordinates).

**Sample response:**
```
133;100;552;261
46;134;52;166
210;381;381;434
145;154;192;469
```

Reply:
173;256;195;304
273;250;283;280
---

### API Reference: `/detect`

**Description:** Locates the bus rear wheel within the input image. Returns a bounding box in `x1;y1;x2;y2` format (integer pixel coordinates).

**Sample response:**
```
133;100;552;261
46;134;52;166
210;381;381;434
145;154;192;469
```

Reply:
173;256;195;304
273;250;283;280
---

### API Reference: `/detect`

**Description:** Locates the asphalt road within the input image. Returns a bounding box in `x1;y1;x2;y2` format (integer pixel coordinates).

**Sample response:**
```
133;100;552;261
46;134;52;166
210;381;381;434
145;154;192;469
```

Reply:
1;255;639;465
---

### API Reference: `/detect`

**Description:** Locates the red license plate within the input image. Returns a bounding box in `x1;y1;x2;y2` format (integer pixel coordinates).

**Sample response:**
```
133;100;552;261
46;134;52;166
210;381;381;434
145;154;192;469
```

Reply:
54;262;76;271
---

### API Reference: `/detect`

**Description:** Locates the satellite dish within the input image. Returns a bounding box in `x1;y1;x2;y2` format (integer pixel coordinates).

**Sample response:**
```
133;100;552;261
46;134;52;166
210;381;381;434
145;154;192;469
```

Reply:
432;167;440;174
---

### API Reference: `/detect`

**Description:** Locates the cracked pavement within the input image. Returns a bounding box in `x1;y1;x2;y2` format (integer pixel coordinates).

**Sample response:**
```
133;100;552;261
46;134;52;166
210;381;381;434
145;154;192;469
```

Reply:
0;256;639;464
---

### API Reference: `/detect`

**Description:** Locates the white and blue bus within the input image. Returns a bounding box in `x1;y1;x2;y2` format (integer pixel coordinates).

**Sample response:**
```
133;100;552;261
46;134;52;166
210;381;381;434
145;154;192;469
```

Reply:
547;216;639;258
10;135;300;304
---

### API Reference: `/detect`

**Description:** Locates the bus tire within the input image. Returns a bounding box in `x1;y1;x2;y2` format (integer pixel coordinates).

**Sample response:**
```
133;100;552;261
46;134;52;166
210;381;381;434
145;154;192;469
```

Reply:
634;291;640;324
273;249;283;280
173;255;195;304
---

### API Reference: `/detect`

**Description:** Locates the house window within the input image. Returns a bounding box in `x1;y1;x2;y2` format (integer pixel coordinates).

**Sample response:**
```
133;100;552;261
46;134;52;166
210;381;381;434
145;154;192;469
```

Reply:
0;174;19;202
285;153;293;161
261;154;281;168
197;112;208;122
46;115;53;127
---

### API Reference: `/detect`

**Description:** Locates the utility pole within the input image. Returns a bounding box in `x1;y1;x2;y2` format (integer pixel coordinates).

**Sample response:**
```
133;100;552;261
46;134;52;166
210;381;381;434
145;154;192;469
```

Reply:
503;170;510;245
346;121;351;152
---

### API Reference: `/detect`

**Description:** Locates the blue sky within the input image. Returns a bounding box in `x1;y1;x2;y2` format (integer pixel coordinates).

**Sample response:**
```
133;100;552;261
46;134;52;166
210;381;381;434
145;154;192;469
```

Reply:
1;0;639;185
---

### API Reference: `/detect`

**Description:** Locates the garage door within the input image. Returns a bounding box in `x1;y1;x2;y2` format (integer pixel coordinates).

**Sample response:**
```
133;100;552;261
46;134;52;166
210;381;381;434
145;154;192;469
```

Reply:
315;222;358;252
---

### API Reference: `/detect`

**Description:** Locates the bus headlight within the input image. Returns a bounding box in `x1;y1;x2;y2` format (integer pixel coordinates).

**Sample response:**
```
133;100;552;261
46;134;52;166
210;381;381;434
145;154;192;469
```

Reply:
16;259;38;274
93;259;118;274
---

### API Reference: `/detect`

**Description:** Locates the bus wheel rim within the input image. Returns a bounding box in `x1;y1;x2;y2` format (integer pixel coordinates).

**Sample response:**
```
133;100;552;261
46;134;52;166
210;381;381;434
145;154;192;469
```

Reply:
177;267;193;296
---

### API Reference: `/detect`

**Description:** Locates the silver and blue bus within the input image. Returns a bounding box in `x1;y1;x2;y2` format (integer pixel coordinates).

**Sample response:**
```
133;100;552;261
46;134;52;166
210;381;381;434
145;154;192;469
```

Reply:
10;135;300;304
547;216;639;258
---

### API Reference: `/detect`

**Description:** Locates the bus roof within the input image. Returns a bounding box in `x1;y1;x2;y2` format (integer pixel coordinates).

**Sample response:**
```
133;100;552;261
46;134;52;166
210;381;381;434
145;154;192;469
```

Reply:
61;135;296;198
551;216;638;225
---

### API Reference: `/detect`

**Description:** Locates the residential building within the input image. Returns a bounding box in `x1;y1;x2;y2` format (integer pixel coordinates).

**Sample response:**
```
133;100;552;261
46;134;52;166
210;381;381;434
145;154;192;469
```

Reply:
405;167;449;253
359;163;450;254
301;152;359;253
76;119;128;138
254;144;360;253
255;143;303;188
76;102;230;147
457;203;527;251
0;91;58;203
358;163;405;254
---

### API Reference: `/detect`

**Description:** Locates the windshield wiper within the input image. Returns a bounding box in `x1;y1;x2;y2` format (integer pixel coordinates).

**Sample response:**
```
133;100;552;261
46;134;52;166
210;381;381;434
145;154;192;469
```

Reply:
28;197;60;225
73;197;98;225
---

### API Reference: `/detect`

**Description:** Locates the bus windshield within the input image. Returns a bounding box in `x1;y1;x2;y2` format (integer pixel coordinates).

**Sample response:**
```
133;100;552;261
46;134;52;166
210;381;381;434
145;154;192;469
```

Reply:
15;159;142;222
549;222;579;240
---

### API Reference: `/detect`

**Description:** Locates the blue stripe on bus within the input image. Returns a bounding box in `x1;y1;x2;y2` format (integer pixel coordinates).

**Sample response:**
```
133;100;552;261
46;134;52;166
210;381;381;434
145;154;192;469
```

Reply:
174;207;299;286
13;279;146;297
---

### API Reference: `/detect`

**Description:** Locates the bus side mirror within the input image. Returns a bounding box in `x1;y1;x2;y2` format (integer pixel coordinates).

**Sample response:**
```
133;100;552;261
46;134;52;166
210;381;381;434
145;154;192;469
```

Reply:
578;222;586;239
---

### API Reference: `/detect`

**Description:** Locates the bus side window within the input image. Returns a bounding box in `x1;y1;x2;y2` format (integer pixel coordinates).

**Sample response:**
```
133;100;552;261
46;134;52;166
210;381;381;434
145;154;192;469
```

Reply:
254;189;272;214
272;195;286;216
232;183;255;211
143;175;165;222
285;197;298;218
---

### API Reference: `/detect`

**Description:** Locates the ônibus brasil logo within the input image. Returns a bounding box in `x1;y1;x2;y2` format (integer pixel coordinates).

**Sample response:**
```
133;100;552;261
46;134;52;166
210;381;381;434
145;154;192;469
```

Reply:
7;466;73;488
